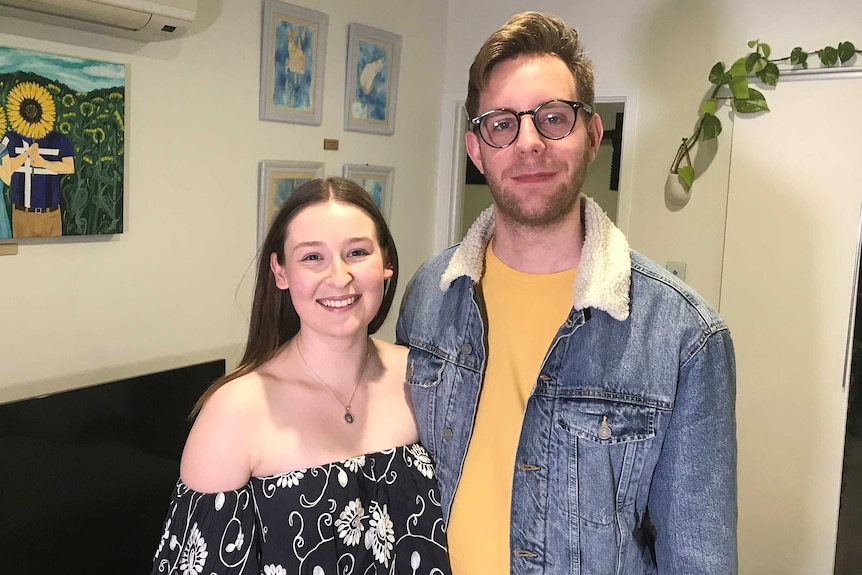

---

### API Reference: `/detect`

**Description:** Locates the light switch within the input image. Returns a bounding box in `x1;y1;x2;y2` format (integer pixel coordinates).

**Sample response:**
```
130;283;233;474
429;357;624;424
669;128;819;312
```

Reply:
666;261;686;280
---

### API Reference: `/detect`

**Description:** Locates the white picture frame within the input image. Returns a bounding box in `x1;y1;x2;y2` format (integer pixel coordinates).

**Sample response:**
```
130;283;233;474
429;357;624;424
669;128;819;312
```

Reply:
342;164;394;222
343;23;401;135
259;0;328;125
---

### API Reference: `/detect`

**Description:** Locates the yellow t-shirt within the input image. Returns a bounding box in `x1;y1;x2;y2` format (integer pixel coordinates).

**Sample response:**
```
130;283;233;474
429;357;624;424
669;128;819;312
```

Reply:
447;244;577;574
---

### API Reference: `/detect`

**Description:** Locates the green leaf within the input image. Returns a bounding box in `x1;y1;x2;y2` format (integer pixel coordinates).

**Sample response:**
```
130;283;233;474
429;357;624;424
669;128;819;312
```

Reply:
790;47;808;66
729;75;750;100
745;52;767;73
700;113;722;140
678;166;695;188
819;46;839;67
733;89;769;113
838;41;856;63
728;57;748;77
757;62;780;86
700;99;718;115
760;43;771;59
747;39;758;49
709;61;727;84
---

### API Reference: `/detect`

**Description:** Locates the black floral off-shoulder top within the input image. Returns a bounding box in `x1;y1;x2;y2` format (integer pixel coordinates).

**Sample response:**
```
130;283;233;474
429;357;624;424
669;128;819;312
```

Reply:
151;443;452;575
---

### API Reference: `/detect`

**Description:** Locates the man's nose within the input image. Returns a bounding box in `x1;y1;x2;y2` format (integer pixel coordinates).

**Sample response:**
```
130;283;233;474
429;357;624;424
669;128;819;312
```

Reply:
514;113;546;152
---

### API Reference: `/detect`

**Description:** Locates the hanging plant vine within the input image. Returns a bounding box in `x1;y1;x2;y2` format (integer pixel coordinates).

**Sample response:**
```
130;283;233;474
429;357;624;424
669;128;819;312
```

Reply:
671;40;861;188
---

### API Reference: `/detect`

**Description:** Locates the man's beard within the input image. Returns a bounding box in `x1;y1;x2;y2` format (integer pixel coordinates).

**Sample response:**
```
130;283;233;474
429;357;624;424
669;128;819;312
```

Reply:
484;154;588;228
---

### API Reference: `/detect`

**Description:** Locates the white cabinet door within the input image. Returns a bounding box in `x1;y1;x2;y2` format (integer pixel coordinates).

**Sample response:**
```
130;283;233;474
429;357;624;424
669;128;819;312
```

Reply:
721;71;862;574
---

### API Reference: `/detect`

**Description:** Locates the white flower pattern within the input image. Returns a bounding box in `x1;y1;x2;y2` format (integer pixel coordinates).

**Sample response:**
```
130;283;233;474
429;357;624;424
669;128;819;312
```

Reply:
342;455;366;473
406;443;435;479
335;498;366;546
179;522;208;575
151;445;449;574
276;470;305;488
365;502;395;566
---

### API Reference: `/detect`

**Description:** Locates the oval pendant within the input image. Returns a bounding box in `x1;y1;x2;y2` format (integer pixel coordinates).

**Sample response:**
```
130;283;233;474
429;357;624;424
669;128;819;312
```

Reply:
344;412;355;424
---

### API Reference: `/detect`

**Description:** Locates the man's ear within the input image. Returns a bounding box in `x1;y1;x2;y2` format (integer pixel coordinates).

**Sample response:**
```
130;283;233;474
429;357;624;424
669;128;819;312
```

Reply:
465;130;485;174
585;112;604;162
270;252;289;290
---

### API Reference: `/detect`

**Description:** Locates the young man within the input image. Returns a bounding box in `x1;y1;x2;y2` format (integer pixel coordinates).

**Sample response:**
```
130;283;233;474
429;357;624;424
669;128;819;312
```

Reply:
396;11;737;575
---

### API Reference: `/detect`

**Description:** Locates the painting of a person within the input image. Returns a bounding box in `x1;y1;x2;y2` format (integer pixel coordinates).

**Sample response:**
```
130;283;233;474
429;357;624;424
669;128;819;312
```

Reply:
1;82;75;238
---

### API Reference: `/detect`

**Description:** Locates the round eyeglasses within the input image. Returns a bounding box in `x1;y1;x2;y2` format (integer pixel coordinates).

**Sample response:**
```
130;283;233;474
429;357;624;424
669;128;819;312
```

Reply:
470;99;593;149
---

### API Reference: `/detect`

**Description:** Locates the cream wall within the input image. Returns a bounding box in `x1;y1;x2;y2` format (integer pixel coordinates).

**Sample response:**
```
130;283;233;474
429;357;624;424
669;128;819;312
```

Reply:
440;0;862;305
0;0;447;402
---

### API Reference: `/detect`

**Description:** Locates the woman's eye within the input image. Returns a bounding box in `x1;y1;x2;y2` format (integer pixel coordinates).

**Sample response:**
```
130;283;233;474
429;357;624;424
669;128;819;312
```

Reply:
300;253;322;262
348;249;370;258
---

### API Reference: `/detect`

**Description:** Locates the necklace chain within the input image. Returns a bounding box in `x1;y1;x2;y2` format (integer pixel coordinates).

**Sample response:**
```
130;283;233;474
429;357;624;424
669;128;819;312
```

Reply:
295;336;370;424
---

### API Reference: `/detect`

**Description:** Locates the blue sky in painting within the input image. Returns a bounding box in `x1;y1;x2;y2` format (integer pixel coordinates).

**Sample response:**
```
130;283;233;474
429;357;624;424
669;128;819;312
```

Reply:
0;46;124;91
273;20;314;110
354;40;389;121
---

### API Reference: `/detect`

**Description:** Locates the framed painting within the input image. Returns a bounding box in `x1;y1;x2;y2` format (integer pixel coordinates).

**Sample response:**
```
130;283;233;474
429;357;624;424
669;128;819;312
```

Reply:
0;45;126;240
259;0;328;125
258;160;325;245
342;164;394;221
343;23;401;135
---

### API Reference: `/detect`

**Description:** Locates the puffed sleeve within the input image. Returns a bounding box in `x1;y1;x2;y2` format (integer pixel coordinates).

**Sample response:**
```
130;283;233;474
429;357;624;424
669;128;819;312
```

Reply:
151;479;260;575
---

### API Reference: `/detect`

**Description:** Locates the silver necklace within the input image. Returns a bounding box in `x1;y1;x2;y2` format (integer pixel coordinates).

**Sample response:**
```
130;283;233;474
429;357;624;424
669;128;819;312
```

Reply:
295;337;370;424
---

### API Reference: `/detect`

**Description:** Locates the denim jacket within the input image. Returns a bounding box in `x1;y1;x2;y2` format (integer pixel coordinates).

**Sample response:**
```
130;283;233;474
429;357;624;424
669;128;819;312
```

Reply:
396;197;737;575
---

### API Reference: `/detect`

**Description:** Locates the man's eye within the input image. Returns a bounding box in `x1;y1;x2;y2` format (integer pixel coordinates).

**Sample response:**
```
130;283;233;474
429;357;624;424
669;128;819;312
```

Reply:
491;119;513;131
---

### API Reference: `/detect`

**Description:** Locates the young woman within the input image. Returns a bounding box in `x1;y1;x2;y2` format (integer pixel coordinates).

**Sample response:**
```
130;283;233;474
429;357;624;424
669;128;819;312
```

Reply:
151;178;451;574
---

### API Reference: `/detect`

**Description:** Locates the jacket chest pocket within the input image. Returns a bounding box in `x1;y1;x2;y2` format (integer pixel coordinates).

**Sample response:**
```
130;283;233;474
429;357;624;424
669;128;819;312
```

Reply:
557;398;656;526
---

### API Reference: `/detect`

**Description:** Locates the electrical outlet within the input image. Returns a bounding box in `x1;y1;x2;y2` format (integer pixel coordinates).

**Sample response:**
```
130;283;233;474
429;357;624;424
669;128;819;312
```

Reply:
666;261;687;280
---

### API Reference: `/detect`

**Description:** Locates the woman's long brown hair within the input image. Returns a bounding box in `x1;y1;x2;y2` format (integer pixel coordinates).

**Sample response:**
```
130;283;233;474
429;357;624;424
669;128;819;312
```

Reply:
191;177;399;417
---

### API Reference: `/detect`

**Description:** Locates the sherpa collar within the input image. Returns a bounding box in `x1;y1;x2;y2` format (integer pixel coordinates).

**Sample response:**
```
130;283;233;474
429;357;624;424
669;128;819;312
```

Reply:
439;196;631;321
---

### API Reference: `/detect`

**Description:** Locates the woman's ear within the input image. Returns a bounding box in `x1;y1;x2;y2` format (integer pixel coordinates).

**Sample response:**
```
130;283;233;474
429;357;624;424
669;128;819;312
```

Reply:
270;252;289;290
383;265;394;280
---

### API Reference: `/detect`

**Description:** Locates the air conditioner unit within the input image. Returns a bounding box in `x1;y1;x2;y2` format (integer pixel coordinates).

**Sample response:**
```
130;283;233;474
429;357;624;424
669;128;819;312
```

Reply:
0;0;197;42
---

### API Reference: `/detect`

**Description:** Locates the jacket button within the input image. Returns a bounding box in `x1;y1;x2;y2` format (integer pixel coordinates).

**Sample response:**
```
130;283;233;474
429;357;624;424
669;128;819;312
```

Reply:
598;416;613;440
519;463;540;472
538;373;551;381
461;342;473;355
442;427;454;440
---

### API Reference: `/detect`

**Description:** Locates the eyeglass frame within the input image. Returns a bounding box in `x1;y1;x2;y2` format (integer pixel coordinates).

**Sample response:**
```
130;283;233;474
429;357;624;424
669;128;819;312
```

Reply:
469;99;594;149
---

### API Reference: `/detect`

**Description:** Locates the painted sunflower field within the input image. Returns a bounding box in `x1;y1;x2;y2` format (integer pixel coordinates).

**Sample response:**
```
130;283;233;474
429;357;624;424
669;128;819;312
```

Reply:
0;71;125;236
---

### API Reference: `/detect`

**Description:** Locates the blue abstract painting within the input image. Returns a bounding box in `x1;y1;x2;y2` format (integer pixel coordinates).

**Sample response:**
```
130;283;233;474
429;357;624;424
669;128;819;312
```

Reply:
272;19;316;111
352;39;390;122
353;177;385;212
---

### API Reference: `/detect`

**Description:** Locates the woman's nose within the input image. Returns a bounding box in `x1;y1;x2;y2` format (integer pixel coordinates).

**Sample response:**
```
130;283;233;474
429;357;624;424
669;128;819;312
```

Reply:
327;258;353;287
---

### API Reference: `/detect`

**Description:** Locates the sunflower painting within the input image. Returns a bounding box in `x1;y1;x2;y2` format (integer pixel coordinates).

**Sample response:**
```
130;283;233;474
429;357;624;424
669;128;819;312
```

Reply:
0;46;125;239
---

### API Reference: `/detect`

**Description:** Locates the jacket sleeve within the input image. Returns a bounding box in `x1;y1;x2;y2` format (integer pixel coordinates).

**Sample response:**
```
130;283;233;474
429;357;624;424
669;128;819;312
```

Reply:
395;273;418;347
648;329;738;574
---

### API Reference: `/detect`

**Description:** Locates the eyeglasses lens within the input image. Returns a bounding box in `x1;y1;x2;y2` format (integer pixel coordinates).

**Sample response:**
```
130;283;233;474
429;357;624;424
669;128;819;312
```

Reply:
479;101;578;147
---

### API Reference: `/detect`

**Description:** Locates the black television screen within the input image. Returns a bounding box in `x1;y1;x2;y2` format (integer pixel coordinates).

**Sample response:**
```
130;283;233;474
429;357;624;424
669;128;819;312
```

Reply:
0;359;225;574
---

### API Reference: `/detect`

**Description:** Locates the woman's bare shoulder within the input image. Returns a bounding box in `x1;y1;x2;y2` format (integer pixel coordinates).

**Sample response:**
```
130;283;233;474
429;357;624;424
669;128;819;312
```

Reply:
180;372;266;493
